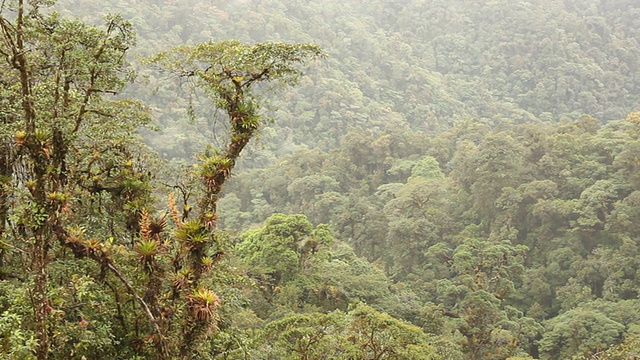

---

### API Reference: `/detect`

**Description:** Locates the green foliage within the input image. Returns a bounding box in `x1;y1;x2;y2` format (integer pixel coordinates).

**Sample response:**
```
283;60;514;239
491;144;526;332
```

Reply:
236;214;398;319
432;238;538;360
237;214;313;281
148;40;323;121
347;303;441;360
539;308;625;359
4;0;640;358
1;0;324;358
411;156;444;180
259;311;350;359
0;282;37;359
211;112;640;358
579;335;640;359
258;304;449;360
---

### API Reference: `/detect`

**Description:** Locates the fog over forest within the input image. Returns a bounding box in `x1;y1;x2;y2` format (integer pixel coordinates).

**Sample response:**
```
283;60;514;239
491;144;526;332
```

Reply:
2;0;640;359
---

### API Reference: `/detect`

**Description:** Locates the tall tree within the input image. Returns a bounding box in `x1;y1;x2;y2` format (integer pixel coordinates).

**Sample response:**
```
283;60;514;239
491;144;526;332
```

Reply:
1;2;146;357
0;1;322;358
148;41;322;358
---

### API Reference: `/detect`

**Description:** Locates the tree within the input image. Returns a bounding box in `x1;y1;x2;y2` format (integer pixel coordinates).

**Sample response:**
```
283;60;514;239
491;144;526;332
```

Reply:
258;304;448;360
383;175;451;276
149;39;322;227
538;308;625;359
0;1;322;357
236;214;322;291
578;335;640;360
430;238;540;360
125;39;322;359
236;214;396;317
1;2;148;357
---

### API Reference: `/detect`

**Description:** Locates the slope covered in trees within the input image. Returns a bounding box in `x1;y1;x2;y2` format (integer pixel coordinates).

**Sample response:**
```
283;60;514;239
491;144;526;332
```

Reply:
2;0;640;359
59;0;640;159
222;115;640;359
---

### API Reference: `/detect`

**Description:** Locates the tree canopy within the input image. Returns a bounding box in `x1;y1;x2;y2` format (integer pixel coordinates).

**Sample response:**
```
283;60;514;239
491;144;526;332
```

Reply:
2;0;640;359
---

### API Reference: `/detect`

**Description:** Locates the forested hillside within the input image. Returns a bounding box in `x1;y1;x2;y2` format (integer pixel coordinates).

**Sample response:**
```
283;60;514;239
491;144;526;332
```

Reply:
2;0;640;359
60;0;640;158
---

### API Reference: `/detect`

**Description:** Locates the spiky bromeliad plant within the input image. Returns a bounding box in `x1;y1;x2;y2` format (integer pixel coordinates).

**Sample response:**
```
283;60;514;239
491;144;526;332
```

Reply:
187;287;221;323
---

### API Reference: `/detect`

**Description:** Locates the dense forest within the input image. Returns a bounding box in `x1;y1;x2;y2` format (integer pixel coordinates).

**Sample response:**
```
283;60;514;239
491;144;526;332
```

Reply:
2;0;640;359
